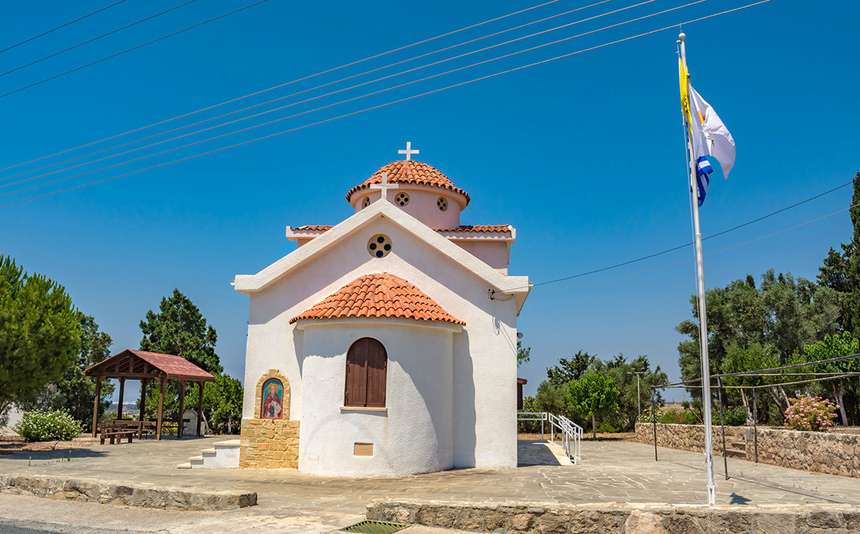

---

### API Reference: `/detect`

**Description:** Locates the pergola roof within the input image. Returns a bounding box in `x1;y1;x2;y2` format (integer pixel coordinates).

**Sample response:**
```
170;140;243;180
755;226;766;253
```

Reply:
85;349;215;382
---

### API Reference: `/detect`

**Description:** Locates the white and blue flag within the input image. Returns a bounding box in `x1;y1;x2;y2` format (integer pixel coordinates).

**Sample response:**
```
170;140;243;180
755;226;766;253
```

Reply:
692;156;713;206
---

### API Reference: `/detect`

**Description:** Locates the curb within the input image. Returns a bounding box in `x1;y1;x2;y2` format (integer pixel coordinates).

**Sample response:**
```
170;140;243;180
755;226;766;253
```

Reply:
368;499;860;533
0;474;256;511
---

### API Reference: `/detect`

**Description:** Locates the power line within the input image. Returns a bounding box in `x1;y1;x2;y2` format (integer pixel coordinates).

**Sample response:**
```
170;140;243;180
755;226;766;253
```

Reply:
534;203;854;294
0;0;272;100
1;0;199;78
534;180;853;287
0;0;131;54
0;0;616;185
0;0;566;173
1;0;707;197
0;0;774;208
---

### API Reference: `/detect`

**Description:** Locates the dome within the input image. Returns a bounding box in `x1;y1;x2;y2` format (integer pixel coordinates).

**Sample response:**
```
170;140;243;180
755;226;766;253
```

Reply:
345;160;470;206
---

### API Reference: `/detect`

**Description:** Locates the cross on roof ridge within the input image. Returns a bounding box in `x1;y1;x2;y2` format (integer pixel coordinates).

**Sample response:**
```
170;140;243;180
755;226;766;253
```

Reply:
369;171;399;200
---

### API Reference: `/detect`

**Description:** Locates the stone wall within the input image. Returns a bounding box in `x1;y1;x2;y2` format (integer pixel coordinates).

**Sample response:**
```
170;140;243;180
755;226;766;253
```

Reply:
369;500;860;533
0;474;256;510
239;418;299;468
635;423;860;478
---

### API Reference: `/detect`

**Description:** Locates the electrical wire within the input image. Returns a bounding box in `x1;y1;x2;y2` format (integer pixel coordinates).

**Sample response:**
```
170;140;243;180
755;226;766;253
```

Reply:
533;203;855;294
0;0;131;54
0;0;272;100
0;0;774;208
0;0;199;78
0;0;566;173
534;181;853;287
0;0;618;185
1;0;710;197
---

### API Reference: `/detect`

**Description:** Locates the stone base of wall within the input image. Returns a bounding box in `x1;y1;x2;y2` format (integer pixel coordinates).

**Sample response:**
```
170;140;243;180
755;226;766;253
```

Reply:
635;423;860;478
368;500;860;533
239;418;299;468
0;474;256;510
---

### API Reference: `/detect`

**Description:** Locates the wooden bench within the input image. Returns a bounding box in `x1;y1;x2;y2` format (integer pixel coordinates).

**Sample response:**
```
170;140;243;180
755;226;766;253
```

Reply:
99;419;156;444
100;427;136;445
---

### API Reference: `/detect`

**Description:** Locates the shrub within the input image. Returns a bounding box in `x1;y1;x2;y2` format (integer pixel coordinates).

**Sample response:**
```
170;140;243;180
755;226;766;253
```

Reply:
13;409;83;442
596;421;617;434
784;395;838;432
638;410;660;424
722;406;748;426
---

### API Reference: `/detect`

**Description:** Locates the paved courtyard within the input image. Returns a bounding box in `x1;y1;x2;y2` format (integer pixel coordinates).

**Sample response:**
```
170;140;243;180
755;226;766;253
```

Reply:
1;437;859;532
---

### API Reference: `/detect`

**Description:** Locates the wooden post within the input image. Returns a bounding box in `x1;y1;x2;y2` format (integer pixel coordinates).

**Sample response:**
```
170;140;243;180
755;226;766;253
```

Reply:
196;381;205;437
141;378;149;421
177;380;186;439
117;378;125;419
92;375;102;437
156;375;166;440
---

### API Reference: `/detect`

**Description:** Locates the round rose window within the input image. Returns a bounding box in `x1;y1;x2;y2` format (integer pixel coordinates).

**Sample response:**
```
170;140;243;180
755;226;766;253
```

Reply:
367;234;392;258
394;192;409;207
437;197;448;211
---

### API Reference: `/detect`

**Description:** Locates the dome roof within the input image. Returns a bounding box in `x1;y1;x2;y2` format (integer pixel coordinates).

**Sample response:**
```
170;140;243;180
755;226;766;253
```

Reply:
345;160;470;205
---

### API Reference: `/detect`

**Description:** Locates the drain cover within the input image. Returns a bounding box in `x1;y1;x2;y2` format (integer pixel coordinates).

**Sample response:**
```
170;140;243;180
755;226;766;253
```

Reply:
340;519;410;533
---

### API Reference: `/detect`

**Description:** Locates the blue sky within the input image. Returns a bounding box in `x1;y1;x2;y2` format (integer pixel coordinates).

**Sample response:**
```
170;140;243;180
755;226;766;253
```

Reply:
1;0;858;401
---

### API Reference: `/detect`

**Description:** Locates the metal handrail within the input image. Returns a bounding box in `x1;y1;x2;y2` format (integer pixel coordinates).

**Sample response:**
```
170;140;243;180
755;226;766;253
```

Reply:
517;411;583;464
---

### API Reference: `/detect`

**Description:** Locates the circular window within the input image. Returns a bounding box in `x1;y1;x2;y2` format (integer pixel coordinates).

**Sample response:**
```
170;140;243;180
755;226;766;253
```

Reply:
437;197;448;211
362;197;370;208
367;234;392;258
394;192;409;207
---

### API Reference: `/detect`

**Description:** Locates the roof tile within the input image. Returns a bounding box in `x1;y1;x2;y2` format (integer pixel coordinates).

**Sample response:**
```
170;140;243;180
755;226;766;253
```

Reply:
345;160;470;204
290;273;465;326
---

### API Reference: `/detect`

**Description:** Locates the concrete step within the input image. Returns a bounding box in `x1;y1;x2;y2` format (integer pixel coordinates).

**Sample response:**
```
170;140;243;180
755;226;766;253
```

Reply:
724;448;746;458
176;439;241;469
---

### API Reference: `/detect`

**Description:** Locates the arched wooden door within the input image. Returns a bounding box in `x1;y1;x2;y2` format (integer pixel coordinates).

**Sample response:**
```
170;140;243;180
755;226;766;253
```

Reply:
344;337;387;408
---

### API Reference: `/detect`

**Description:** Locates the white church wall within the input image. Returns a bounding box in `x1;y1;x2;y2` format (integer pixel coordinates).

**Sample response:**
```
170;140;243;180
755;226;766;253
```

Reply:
352;219;520;469
241;206;523;474
352;187;465;230
297;321;455;477
449;240;510;273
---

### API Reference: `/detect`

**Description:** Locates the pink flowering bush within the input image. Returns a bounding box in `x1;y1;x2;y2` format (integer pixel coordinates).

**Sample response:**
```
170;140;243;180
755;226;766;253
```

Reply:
784;394;838;431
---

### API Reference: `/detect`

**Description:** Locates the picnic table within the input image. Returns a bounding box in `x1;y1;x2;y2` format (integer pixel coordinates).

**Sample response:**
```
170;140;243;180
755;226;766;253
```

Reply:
99;419;156;445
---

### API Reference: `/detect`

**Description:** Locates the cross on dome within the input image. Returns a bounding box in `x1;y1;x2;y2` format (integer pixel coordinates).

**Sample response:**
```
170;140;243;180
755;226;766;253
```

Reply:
369;171;399;200
398;141;419;161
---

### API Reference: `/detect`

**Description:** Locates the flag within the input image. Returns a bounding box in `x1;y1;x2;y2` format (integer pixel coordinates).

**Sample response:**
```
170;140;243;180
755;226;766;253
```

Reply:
692;155;712;206
688;85;735;179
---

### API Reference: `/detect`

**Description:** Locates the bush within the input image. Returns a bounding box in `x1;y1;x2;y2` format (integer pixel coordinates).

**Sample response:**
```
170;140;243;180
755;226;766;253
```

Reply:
13;409;83;441
595;421;617;433
784;395;838;432
722;406;747;426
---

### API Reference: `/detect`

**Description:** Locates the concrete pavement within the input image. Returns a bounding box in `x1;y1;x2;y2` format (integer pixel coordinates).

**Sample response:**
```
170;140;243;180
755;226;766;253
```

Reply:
2;436;860;532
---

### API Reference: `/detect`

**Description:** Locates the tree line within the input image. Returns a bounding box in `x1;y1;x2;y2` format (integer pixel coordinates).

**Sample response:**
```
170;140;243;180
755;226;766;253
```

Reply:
676;171;860;427
0;258;242;435
521;171;860;435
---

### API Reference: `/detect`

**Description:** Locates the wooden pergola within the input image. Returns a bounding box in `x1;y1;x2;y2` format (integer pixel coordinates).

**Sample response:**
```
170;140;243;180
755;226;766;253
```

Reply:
85;349;215;440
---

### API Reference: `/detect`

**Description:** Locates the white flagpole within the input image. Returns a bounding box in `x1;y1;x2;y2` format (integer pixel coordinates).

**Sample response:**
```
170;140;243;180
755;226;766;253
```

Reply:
678;32;716;506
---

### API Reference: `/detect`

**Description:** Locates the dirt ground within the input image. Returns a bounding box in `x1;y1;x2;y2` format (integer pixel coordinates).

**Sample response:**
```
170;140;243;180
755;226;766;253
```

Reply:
0;435;92;455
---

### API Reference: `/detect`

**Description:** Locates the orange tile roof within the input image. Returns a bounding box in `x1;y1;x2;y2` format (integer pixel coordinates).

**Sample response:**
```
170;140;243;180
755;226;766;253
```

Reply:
291;225;333;232
290;225;510;234
345;160;470;205
436;225;512;233
290;273;465;326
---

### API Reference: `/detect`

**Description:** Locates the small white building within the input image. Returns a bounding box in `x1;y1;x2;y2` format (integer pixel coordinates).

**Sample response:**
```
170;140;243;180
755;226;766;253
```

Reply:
233;146;530;476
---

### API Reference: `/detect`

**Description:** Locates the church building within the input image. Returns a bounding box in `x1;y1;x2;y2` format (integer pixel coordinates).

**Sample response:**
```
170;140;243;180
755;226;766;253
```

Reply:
233;144;531;477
